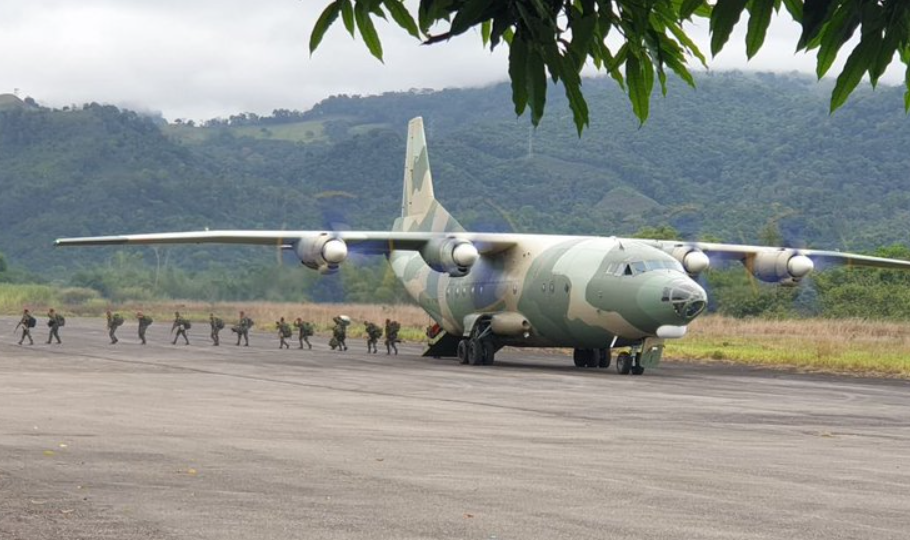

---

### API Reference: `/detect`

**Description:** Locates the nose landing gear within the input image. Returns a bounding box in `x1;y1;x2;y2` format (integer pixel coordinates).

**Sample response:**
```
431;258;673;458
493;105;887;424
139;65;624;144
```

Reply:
615;351;645;375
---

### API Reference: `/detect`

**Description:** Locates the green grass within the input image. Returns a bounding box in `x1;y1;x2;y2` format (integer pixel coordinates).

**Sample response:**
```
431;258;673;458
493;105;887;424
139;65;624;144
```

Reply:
230;121;327;143
162;120;328;144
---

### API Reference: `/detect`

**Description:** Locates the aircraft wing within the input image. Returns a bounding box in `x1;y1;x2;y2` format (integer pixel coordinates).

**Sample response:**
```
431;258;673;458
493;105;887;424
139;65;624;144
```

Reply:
54;230;518;255
636;239;910;272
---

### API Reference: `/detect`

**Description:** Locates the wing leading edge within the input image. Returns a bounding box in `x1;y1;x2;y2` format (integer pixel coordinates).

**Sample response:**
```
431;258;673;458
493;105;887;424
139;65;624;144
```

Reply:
55;230;518;255
636;239;910;272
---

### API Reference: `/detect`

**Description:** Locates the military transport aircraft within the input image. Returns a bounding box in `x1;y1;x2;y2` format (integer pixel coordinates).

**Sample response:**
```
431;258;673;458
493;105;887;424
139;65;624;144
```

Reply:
56;117;910;375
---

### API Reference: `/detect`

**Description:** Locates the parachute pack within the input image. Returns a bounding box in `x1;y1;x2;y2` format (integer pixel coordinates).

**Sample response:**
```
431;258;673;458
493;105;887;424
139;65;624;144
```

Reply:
57;315;66;327
183;320;192;330
214;318;225;329
112;314;124;327
27;315;37;328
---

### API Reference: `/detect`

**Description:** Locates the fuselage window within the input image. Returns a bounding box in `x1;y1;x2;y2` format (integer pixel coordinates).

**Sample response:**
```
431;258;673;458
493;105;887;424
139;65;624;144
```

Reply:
549;282;555;293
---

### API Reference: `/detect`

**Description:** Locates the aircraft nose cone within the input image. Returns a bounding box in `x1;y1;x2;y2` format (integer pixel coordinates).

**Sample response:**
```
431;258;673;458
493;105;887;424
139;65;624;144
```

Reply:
662;279;707;321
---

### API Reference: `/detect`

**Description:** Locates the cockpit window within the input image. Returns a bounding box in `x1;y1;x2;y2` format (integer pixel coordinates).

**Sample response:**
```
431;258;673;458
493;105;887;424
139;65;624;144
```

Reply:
614;259;684;276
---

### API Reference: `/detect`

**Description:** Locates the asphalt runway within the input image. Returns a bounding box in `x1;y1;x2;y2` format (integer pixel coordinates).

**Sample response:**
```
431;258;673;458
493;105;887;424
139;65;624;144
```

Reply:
1;317;908;540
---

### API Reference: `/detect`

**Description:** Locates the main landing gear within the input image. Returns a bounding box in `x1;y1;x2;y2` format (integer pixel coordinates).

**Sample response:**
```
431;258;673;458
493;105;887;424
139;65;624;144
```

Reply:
457;323;496;366
573;348;611;368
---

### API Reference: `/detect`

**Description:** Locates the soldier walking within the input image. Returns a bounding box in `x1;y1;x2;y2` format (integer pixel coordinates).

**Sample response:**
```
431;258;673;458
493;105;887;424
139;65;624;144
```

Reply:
171;311;190;345
106;310;124;344
276;317;292;349
209;313;224;346
384;319;400;355
364;321;382;353
330;316;348;351
294;317;313;350
137;312;153;345
46;308;63;344
234;311;253;346
16;308;35;345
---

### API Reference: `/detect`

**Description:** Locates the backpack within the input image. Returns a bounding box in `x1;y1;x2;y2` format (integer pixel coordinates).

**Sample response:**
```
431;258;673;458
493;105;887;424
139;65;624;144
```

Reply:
57;315;66;327
27;315;37;328
214;318;225;329
183;320;192;330
281;325;292;338
112;314;124;327
247;318;254;328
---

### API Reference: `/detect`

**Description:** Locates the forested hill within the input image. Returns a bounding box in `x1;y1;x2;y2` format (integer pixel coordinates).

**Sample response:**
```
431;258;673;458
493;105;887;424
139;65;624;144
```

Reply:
2;72;910;277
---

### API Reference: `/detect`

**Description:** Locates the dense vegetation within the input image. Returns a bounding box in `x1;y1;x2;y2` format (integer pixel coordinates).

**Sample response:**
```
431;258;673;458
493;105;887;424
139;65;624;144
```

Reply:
1;72;910;317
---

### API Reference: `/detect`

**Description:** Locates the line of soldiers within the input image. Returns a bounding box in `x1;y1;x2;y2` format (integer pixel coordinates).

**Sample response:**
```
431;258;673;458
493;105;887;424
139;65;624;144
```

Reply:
330;317;400;355
15;308;63;345
17;308;402;353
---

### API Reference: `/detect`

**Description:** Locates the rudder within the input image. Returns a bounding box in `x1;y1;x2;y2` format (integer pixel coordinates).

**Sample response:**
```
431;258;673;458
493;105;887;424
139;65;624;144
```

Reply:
394;117;463;233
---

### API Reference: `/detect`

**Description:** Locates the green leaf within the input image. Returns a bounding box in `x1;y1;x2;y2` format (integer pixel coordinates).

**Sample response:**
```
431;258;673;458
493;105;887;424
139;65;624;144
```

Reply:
451;0;490;36
815;3;860;78
831;33;883;112
798;0;838;50
355;1;384;61
509;36;530;116
626;50;654;124
481;19;492;47
383;0;419;38
668;22;707;67
526;47;548;126
904;62;910;113
746;0;775;59
711;0;749;57
568;12;597;71
309;1;341;54
680;0;706;19
341;0;356;36
781;0;803;21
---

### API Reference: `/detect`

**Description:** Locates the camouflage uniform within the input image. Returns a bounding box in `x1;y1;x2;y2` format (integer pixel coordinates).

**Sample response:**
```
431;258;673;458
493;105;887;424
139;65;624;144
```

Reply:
384;319;400;355
294;318;313;350
277;318;292;349
106;311;124;344
46;309;62;344
17;309;34;345
171;312;190;345
209;313;224;346
137;312;153;345
234;312;252;346
364;322;382;353
330;316;348;351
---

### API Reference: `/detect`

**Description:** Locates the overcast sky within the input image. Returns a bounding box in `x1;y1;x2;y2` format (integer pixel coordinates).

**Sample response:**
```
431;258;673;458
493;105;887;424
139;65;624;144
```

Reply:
0;1;902;121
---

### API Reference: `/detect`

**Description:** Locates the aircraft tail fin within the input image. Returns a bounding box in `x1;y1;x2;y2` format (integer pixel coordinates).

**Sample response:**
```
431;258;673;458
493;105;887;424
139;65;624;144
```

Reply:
394;117;464;233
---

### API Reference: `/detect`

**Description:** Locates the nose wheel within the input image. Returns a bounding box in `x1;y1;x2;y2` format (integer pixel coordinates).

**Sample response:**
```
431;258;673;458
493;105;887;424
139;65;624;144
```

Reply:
616;351;645;375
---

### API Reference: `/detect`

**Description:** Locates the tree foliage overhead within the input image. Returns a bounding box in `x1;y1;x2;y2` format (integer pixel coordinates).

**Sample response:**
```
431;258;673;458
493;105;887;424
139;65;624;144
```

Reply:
310;0;910;133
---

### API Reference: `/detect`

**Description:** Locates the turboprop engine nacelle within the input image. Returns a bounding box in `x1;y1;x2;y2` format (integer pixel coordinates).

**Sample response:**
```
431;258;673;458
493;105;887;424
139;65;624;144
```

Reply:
751;251;814;286
420;237;479;277
490;312;532;338
669;246;711;276
295;236;348;274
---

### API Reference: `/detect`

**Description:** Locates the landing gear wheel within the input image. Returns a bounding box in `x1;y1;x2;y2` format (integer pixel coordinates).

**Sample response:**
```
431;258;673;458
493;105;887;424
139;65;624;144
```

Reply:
573;348;587;368
631;365;645;376
457;340;468;364
597;349;611;369
468;339;484;366
481;340;496;365
616;352;632;375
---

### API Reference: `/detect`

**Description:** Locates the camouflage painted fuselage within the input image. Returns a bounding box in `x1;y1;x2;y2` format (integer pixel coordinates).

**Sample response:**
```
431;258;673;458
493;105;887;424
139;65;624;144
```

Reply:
390;233;706;348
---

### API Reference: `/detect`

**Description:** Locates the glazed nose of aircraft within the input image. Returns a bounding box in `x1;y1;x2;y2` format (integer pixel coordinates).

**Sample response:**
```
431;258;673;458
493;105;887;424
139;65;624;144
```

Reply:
661;279;708;321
